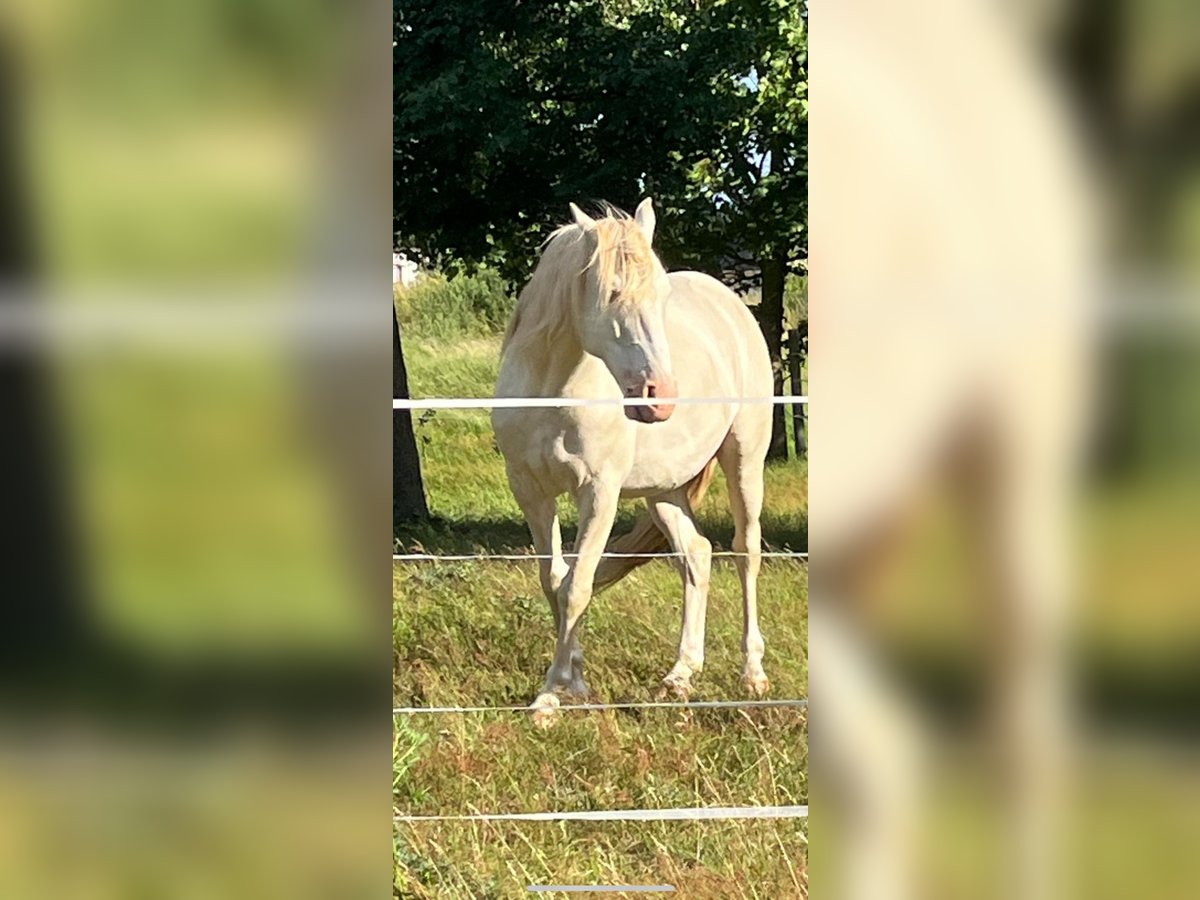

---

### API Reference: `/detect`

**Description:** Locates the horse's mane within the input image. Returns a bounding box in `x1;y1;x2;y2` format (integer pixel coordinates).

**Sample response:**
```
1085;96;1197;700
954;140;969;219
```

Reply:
501;205;657;356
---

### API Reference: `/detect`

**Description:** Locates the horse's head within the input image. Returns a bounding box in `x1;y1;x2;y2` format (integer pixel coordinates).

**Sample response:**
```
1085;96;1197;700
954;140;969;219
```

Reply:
570;198;678;423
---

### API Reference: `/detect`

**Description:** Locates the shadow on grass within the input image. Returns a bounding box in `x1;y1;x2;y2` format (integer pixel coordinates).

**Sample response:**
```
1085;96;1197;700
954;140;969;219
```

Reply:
0;635;381;732
884;639;1200;738
396;508;807;557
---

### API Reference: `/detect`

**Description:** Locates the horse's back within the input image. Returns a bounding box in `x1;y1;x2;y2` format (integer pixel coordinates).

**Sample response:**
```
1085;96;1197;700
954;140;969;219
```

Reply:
665;270;773;399
662;270;774;463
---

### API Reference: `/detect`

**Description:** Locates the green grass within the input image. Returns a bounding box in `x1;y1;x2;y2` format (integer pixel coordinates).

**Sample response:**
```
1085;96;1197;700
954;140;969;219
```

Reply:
394;269;514;341
394;333;808;898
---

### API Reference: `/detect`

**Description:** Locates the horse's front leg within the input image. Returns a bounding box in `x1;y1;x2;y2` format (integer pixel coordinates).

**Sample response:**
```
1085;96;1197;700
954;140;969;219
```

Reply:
531;478;619;725
512;489;570;627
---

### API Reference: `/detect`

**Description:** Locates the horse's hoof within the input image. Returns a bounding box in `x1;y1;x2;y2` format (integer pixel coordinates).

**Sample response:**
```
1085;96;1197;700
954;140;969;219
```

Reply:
743;673;770;697
657;676;693;701
530;693;561;729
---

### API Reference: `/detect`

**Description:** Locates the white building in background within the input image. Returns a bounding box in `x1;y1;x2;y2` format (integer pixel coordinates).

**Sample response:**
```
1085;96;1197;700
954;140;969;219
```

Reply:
393;252;420;287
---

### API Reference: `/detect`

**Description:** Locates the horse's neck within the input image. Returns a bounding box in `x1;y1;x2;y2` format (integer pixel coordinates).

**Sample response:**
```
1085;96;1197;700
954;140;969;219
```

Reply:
505;252;617;399
510;320;593;397
510;272;606;394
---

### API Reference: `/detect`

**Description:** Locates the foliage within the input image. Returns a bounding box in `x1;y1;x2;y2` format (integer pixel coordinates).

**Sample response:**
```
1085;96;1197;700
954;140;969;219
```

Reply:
669;0;807;286
784;273;807;330
394;267;514;339
393;0;806;289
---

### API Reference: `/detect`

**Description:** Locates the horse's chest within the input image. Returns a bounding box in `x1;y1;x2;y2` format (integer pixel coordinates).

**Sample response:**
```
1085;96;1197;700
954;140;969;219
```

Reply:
496;411;632;496
548;418;634;483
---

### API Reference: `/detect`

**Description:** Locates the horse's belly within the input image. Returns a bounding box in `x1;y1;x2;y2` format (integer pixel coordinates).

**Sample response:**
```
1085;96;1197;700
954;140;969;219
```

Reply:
622;406;734;494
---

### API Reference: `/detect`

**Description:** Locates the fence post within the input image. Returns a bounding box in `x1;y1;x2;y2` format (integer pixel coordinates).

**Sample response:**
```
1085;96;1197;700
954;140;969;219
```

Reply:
789;324;806;458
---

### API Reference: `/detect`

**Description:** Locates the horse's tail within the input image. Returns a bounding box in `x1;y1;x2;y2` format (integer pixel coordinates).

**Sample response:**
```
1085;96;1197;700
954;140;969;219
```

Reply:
593;456;720;592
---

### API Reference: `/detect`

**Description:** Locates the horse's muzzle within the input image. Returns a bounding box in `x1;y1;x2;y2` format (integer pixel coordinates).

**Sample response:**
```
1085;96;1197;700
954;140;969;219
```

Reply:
625;377;676;423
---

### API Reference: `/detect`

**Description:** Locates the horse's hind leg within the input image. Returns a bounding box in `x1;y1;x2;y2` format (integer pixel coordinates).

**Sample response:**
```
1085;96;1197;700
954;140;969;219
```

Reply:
812;597;923;900
648;489;712;697
975;425;1074;900
718;432;770;695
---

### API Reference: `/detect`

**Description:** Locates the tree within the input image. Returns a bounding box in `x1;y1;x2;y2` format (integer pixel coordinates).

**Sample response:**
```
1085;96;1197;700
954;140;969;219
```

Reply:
395;1;737;276
0;34;89;664
394;313;429;524
659;1;807;458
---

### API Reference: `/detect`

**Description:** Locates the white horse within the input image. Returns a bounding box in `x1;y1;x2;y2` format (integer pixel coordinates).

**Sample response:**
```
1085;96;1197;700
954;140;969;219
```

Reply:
814;2;1097;898
492;199;775;721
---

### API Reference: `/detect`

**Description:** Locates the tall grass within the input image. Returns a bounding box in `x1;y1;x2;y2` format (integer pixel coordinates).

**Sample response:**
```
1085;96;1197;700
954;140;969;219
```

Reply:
394;331;809;898
394;268;513;340
394;261;810;896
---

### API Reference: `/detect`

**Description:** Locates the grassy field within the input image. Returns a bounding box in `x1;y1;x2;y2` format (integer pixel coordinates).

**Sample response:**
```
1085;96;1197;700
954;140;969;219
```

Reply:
394;334;809;898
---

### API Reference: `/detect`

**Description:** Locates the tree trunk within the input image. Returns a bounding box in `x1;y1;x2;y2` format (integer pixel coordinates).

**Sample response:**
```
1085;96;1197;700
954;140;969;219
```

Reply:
758;248;789;460
0;36;88;666
789;324;806;457
394;314;429;523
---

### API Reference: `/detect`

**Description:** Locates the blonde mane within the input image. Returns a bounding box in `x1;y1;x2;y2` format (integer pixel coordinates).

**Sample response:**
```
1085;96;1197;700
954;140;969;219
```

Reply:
501;206;658;356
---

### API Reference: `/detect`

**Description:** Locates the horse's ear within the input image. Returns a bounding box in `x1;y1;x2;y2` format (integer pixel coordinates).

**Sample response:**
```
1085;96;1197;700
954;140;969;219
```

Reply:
634;197;656;243
569;202;596;231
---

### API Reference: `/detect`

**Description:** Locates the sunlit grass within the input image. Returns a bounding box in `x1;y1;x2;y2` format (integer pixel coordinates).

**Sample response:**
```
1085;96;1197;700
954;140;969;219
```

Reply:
394;333;808;897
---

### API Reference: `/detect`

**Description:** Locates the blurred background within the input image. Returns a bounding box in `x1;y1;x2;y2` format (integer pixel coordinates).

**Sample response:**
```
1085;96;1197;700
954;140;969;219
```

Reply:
811;0;1200;898
0;0;1197;896
0;0;390;897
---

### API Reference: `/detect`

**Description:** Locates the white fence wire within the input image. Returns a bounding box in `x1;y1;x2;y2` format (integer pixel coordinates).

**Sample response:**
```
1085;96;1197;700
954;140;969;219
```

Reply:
394;550;806;562
393;698;808;715
394;804;809;824
394;394;807;411
394;390;808;827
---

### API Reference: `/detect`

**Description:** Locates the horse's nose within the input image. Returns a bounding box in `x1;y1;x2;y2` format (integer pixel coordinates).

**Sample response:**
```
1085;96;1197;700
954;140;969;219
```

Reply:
643;376;677;422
